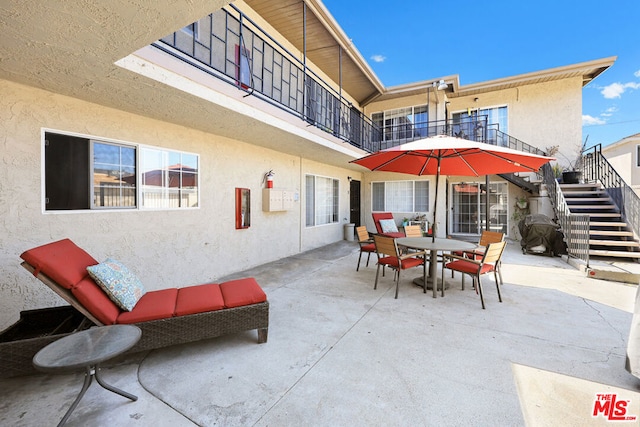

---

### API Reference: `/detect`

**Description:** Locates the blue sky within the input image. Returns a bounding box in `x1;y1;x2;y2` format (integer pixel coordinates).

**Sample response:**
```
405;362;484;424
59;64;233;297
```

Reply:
322;0;640;148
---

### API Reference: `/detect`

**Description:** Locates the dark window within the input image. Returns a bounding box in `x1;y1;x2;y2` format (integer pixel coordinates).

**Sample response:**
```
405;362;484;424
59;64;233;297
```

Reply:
45;133;90;210
44;132;136;211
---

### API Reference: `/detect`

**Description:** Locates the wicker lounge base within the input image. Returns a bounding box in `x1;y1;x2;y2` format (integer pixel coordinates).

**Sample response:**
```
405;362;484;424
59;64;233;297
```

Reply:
3;239;270;378
0;301;269;378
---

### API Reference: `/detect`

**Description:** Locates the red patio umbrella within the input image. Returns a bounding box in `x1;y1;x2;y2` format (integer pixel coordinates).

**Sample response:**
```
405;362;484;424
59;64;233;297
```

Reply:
350;135;554;241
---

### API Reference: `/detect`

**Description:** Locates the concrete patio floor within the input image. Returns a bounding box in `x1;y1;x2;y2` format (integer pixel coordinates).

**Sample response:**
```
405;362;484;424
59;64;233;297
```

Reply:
1;239;640;426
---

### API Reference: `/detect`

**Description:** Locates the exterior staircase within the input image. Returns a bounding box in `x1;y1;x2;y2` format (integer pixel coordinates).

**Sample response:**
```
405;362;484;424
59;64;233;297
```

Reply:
561;182;640;259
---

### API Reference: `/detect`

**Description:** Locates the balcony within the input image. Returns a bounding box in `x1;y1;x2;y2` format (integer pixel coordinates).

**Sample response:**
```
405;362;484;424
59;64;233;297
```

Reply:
374;115;546;156
152;6;547;160
153;5;381;153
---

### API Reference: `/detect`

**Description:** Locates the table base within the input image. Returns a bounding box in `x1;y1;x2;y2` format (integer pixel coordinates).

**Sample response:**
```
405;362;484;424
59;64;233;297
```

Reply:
58;364;137;427
412;277;451;291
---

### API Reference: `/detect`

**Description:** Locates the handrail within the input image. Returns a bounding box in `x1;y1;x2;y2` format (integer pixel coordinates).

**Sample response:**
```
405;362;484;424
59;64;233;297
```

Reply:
154;6;381;151
583;144;640;239
541;163;590;266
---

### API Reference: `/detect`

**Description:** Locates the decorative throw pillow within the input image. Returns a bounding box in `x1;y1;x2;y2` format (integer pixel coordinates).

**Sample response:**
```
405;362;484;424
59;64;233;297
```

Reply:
87;259;146;311
379;219;399;233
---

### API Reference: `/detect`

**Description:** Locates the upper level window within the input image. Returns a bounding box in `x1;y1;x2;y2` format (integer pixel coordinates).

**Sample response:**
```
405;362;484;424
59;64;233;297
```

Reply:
452;106;508;144
636;145;640;167
44;131;198;211
372;180;429;213
372;105;428;144
305;174;339;227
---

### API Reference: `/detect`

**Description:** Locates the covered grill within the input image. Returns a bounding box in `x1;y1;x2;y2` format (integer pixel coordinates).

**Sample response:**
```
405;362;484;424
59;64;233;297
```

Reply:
518;214;564;257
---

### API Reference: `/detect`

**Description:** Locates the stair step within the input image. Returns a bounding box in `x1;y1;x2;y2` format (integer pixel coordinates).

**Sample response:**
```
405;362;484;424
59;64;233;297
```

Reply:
562;190;605;195
590;221;628;227
585;213;623;218
564;197;611;202
589;249;640;259
567;204;617;210
589;239;640;247
590;230;635;237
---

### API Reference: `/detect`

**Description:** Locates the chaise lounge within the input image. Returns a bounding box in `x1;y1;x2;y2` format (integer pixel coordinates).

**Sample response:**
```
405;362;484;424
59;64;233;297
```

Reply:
5;238;269;377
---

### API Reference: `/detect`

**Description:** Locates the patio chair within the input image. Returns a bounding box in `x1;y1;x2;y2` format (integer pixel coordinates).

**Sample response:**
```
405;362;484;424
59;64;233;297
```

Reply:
356;226;376;271
451;230;505;285
441;240;507;309
373;234;426;299
403;225;423;238
372;212;404;238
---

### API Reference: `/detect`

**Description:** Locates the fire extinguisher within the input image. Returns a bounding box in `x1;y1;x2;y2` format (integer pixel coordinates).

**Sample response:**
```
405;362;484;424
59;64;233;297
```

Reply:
265;170;275;188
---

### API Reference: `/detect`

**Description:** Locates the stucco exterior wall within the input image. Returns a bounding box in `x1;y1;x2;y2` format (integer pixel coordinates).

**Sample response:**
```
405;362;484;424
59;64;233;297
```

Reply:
603;137;640;187
446;78;583;166
0;79;353;329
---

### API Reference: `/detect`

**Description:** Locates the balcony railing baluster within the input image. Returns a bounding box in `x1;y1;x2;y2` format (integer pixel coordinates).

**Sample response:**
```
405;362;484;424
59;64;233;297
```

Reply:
154;6;378;150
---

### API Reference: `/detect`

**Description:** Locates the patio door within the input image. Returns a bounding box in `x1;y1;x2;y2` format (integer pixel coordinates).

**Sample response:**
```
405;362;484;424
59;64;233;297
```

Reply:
451;182;507;235
350;179;361;226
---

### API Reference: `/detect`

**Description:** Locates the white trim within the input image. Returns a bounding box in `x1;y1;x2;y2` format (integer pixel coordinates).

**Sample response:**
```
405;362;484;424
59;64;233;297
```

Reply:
41;128;200;214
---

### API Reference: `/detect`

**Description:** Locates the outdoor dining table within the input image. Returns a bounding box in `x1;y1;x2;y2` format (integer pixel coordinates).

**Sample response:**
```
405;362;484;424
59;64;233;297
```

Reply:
396;237;478;298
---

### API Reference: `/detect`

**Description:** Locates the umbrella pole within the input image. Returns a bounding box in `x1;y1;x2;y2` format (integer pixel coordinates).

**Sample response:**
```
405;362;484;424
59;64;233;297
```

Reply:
432;158;441;243
485;175;490;232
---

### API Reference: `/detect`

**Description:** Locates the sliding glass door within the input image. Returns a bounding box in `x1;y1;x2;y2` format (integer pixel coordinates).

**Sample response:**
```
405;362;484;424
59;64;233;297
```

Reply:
451;182;507;235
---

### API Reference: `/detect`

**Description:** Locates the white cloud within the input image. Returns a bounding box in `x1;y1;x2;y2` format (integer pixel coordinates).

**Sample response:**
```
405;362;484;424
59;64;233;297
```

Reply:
582;114;606;126
601;106;617;117
635;69;640;78
370;54;386;63
601;82;640;99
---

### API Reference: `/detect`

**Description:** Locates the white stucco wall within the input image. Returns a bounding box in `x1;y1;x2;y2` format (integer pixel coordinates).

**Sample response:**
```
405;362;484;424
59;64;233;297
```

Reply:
445;77;583;166
603;137;640;186
0;79;355;330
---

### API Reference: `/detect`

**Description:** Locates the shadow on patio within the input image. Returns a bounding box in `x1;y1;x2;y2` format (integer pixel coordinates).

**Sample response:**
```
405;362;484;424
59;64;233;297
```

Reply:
1;240;639;426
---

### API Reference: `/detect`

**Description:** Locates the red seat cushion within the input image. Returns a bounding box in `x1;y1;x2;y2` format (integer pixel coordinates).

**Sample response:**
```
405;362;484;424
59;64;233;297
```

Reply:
381;231;405;238
219;278;266;308
116;288;178;324
361;243;376;252
378;256;423;270
445;260;494;275
175;283;225;316
71;277;121;325
21;239;98;289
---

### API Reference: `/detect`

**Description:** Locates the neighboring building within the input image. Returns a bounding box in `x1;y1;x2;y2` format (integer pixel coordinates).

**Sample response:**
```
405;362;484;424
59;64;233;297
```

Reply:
602;133;640;195
0;0;614;329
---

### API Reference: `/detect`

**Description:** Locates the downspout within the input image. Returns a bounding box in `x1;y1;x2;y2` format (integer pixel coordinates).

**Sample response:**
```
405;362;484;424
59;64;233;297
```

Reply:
339;45;342;136
302;1;307;122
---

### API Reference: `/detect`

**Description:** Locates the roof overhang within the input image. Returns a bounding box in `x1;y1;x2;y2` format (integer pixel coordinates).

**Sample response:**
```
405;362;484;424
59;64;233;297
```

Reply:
243;0;385;104
449;56;617;99
368;56;616;104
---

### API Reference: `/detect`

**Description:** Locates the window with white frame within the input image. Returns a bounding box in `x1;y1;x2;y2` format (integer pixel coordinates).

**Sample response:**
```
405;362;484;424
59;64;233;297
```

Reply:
305;174;339;226
452;106;508;143
44;131;199;211
371;105;428;143
372;180;429;212
140;147;199;209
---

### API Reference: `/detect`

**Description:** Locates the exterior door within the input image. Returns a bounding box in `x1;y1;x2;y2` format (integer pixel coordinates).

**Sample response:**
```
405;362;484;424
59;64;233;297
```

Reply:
451;182;507;235
350;179;361;226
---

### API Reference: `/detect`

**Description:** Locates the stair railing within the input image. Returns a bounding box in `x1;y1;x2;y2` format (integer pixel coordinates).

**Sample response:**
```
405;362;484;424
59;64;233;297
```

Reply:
583;144;640;241
541;163;590;266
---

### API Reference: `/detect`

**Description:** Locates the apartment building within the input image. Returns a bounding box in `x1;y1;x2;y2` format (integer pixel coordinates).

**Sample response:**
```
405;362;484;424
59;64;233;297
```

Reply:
0;0;613;329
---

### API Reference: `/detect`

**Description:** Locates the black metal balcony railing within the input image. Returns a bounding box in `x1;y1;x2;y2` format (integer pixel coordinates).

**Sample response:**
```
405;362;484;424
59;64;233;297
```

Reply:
583;145;640;239
541;163;590;266
373;116;547;156
154;5;381;151
152;5;548;161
